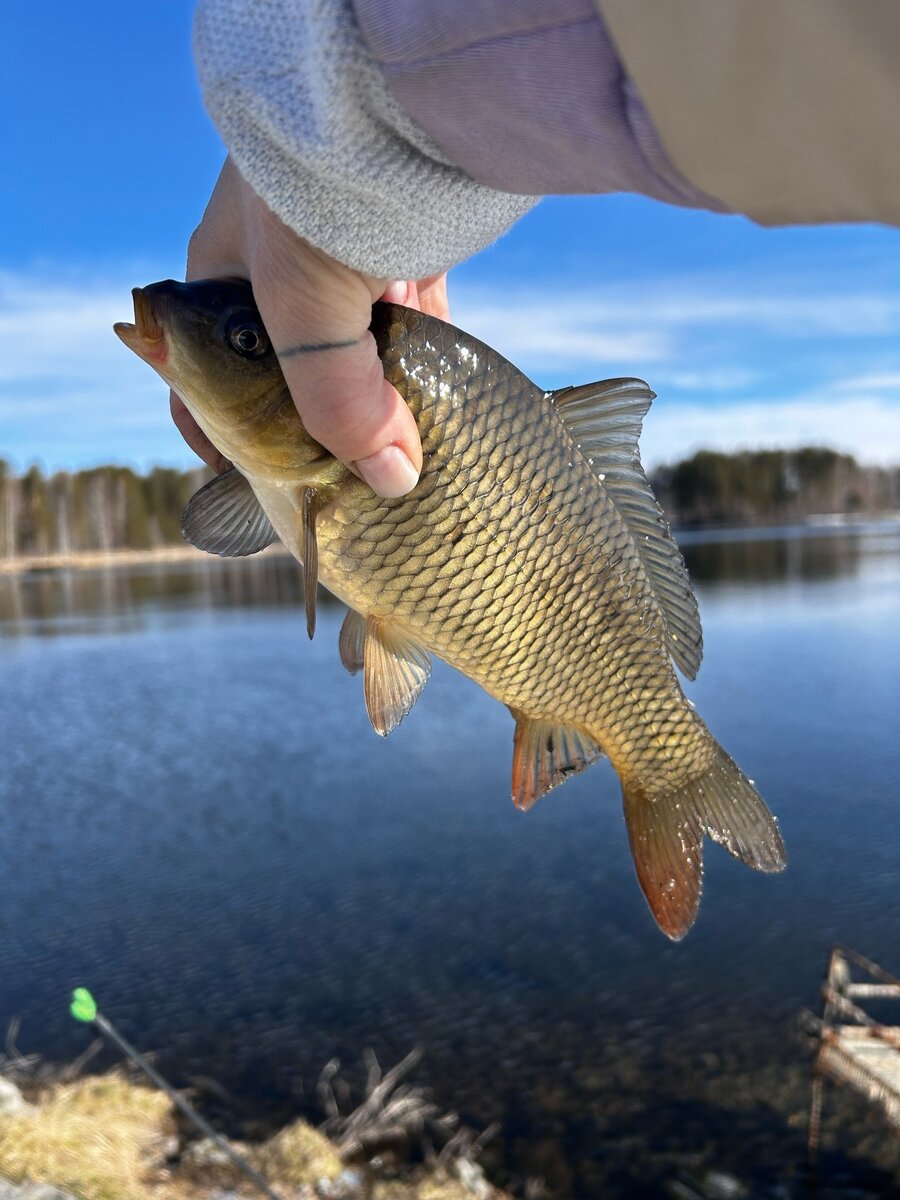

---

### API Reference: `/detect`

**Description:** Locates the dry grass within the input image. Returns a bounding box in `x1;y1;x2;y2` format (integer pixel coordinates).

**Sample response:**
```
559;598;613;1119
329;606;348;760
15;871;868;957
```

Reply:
0;1065;506;1200
0;1074;174;1200
255;1119;343;1183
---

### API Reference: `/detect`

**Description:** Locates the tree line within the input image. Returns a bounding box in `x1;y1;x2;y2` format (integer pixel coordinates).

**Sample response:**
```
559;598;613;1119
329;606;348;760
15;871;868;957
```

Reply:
0;448;897;558
652;447;900;528
0;461;209;558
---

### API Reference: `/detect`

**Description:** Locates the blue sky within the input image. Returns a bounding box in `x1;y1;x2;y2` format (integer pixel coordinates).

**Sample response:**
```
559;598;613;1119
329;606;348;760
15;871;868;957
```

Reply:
3;4;899;473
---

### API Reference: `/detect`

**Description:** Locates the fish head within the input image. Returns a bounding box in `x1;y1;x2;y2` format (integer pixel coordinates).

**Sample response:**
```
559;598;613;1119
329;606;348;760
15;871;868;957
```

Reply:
115;278;290;457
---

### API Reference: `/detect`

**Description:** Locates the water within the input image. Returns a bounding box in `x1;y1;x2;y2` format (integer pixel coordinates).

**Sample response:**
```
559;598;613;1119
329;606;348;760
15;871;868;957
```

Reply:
1;527;899;1197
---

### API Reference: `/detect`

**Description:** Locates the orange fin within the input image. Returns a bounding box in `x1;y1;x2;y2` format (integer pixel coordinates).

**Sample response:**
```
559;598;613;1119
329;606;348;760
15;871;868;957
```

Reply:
364;620;431;736
338;609;367;674
623;783;704;941
623;742;786;941
511;714;602;811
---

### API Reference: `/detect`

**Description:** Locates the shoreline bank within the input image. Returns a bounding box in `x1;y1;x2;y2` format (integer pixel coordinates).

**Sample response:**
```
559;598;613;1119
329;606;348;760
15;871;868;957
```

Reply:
0;544;293;577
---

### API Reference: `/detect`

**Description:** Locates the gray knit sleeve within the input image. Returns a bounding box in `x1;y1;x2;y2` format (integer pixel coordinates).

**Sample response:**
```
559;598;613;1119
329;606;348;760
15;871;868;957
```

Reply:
193;0;537;279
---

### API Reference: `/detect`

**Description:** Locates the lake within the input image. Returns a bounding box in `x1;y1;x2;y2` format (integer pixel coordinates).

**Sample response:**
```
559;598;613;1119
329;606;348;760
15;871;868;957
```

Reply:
1;525;899;1198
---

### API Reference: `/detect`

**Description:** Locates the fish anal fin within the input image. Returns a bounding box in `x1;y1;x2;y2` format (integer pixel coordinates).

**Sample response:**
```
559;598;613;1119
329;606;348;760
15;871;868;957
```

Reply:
511;713;603;811
364;620;431;736
549;378;703;679
181;468;278;557
623;741;786;941
338;608;367;674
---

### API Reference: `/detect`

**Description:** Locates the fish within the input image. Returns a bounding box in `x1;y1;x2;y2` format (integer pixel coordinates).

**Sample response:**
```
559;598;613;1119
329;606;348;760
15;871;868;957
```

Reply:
115;278;786;939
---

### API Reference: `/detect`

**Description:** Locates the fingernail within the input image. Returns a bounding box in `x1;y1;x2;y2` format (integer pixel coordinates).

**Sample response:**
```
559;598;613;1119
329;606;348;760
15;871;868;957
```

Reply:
356;446;419;497
382;280;411;304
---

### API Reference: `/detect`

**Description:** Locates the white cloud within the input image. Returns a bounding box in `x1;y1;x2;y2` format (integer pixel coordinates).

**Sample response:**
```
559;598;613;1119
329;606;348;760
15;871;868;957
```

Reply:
449;300;674;366
1;265;898;472
832;372;900;392
454;281;900;358
640;395;900;469
0;268;182;470
0;270;149;380
649;367;762;392
452;280;900;467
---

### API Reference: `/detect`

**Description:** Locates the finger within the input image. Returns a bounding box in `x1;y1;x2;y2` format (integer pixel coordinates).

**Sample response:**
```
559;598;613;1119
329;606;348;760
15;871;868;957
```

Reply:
275;329;421;497
172;160;245;470
252;268;422;498
417;273;451;321
381;276;450;322
381;279;413;305
170;392;232;474
185;159;245;281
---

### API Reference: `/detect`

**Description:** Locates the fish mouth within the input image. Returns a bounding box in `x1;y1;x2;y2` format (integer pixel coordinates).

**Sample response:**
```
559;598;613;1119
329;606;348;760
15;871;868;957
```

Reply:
114;287;169;365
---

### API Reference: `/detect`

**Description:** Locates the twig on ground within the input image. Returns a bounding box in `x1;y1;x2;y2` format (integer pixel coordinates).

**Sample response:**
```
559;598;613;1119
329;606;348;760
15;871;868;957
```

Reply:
437;1120;500;1166
319;1048;458;1159
1;1018;42;1084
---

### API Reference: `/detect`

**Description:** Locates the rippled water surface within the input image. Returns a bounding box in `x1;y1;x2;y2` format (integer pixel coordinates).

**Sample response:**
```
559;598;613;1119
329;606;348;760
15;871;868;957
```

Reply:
1;526;899;1197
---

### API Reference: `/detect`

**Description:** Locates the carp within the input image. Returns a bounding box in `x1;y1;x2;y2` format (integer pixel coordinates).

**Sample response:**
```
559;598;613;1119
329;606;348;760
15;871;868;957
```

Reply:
115;279;785;938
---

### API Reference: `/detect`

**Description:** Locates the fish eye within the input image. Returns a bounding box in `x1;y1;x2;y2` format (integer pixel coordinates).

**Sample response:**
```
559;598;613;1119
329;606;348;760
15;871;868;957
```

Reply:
226;316;271;359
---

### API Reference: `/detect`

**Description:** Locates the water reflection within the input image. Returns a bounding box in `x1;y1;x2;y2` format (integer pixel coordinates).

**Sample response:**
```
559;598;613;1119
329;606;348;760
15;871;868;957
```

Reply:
680;523;900;584
0;553;337;637
2;524;898;634
1;526;899;1196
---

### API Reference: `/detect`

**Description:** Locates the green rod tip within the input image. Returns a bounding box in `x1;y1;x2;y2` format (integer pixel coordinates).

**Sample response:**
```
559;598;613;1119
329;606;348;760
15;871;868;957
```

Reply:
70;988;98;1023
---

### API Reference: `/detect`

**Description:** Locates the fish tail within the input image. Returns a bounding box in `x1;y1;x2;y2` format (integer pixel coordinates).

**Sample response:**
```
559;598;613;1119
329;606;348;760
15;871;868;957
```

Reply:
622;742;786;941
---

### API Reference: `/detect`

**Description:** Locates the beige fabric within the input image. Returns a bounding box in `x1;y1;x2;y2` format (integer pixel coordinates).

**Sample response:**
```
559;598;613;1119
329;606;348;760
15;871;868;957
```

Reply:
598;0;900;226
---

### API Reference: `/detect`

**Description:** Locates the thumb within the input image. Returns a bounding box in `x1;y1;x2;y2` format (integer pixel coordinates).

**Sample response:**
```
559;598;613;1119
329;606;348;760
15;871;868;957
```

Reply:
269;313;422;498
190;159;423;498
249;248;422;499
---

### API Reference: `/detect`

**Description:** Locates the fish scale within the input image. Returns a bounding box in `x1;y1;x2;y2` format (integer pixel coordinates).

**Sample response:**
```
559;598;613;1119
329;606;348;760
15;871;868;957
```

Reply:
115;280;786;939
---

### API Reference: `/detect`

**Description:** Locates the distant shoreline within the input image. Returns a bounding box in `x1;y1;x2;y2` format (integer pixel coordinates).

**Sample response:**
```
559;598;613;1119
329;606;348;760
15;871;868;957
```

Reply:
0;543;293;576
1;513;898;578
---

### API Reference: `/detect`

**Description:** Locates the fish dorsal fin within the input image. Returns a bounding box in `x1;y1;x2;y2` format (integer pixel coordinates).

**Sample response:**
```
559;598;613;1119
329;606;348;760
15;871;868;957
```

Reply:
510;711;603;811
550;379;703;679
338;608;367;674
364;619;431;736
182;468;278;558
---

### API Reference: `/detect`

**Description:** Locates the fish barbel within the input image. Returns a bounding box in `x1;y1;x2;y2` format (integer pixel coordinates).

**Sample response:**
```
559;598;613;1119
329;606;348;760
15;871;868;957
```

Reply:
115;279;786;939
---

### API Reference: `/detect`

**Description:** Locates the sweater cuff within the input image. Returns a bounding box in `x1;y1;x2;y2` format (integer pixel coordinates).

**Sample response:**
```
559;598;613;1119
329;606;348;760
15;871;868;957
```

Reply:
193;0;537;279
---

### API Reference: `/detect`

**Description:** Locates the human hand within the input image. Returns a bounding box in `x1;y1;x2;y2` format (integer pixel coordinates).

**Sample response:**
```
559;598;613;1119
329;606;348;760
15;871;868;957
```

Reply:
170;158;450;495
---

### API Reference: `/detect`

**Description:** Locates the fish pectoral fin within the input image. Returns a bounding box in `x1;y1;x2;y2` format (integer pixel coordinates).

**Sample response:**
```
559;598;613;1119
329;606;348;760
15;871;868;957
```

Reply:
510;713;603;811
364;620;431;736
300;485;334;640
338;608;367;674
623;742;786;942
181;467;278;557
549;378;703;680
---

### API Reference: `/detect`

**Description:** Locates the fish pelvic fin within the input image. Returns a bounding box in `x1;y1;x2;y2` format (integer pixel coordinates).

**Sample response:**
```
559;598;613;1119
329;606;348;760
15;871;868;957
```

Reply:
511;712;603;811
338;608;367;674
364;619;432;736
623;742;786;941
